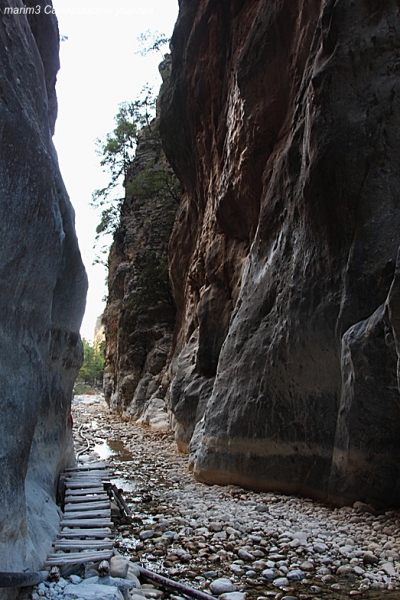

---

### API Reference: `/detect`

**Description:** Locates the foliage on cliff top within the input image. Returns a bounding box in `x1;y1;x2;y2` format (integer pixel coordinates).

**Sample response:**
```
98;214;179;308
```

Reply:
91;84;180;263
92;85;156;210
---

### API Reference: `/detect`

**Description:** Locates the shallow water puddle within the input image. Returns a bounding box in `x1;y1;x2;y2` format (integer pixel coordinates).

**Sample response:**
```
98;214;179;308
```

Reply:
93;438;134;461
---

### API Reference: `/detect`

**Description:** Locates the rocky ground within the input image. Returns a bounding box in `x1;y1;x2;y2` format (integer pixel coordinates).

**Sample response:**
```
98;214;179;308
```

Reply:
23;394;400;600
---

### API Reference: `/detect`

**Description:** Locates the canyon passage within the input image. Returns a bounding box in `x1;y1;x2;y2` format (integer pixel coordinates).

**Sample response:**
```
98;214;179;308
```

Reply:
1;0;400;599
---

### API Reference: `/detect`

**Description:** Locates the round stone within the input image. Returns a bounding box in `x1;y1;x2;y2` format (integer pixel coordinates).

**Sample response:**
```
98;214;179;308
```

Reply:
337;565;352;575
109;555;129;578
273;577;289;588
237;549;255;562
219;593;247;600
140;530;155;540
363;552;378;564
261;568;278;580
313;542;328;553
209;578;237;595
229;564;244;575
162;531;178;540
286;569;305;581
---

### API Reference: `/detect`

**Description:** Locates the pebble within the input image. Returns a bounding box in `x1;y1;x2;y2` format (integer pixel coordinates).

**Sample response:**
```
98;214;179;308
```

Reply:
229;564;244;575
261;569;278;580
237;549;254;562
272;577;289;587
63;582;124;600
286;570;305;581
110;556;129;579
140;530;155;540
35;395;399;600
209;578;237;594
219;594;246;600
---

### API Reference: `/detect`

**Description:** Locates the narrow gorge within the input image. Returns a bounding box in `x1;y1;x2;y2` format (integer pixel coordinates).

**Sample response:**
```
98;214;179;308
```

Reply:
105;0;400;509
1;0;400;596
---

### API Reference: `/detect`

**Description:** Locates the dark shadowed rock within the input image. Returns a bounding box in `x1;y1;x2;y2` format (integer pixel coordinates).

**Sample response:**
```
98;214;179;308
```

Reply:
159;0;400;506
0;0;87;588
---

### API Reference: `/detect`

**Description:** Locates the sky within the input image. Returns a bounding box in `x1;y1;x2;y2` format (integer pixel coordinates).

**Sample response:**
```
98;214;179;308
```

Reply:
51;0;179;341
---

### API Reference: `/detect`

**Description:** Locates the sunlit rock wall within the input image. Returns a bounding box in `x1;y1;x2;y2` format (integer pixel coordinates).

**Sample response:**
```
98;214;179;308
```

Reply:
0;0;87;590
160;0;400;507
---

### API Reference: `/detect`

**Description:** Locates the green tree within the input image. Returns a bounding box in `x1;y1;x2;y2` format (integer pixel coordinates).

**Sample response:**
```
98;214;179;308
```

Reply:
126;164;181;208
78;338;105;386
91;86;157;245
130;252;174;310
136;30;170;57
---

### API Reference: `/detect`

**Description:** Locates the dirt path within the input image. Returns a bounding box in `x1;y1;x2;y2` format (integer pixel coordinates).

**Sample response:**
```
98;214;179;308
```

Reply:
72;395;400;600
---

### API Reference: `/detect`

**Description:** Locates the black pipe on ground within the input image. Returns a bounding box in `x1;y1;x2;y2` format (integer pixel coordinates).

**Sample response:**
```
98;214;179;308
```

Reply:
139;566;217;600
0;571;48;588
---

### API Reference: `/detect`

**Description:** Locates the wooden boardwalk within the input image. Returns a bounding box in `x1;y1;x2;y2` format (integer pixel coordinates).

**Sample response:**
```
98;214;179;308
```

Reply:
46;462;115;567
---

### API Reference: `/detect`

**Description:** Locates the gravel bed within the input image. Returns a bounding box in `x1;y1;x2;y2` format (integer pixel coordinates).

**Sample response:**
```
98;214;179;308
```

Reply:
20;395;400;600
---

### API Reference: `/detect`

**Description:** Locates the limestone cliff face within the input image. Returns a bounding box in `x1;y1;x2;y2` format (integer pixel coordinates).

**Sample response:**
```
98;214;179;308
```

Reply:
0;0;87;584
102;111;177;428
159;0;400;507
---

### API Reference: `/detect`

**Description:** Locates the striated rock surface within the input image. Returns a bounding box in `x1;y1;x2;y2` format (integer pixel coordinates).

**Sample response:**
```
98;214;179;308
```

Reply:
102;78;178;428
0;0;87;590
159;0;400;506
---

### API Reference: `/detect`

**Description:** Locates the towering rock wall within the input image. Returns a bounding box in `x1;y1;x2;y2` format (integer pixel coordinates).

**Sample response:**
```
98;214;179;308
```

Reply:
159;0;400;507
0;0;87;589
103;84;178;428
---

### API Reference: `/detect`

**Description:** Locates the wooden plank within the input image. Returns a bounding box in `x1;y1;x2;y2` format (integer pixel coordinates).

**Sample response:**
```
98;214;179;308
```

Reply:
63;510;110;519
59;528;113;538
65;482;106;487
64;469;111;479
65;477;106;483
65;470;111;476
110;483;131;517
64;501;110;511
45;550;113;566
64;474;112;481
65;494;109;503
65;488;107;495
65;463;110;471
54;539;114;550
65;482;105;490
60;519;113;528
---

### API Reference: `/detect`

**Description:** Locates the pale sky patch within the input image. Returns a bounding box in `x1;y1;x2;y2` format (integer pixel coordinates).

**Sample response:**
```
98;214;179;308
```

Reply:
52;0;179;340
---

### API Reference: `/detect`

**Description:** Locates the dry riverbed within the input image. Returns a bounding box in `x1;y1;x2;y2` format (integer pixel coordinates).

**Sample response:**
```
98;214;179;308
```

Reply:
23;394;400;600
69;395;400;600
